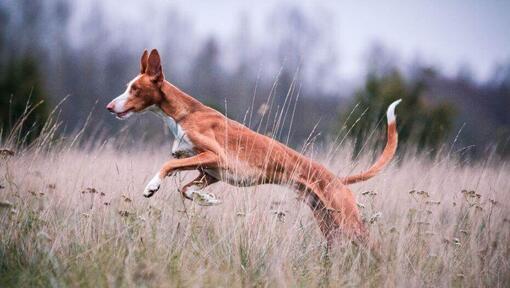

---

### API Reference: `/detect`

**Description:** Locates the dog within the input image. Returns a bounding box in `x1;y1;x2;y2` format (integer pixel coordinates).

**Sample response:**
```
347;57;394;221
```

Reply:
107;49;401;246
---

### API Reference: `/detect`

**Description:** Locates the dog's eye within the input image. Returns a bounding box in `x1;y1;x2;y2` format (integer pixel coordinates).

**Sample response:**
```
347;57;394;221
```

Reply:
131;85;139;92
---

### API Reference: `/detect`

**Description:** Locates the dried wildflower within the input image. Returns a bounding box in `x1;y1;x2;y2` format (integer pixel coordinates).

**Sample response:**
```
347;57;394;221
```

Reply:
236;212;246;217
356;202;365;209
273;211;286;222
460;230;469;235
100;192;106;197
29;190;37;196
489;199;497;205
81;213;90;218
47;184;56;189
416;190;430;198
0;148;15;157
369;212;382;224
425;201;440;205
408;189;416;194
453;238;461;246
463;190;477;198
475;205;483;211
118;210;130;217
82;187;98;194
121;195;132;202
104;202;111;206
0;200;13;209
361;191;377;197
389;227;397;233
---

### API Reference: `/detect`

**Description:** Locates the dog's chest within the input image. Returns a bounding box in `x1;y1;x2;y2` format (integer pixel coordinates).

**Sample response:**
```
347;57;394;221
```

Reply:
151;107;196;157
165;118;195;157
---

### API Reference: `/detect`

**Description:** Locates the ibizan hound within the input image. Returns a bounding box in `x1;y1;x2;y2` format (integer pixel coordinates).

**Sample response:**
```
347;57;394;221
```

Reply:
107;49;401;246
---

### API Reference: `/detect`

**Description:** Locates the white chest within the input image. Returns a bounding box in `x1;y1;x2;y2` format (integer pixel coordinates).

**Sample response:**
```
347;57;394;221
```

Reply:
150;106;196;158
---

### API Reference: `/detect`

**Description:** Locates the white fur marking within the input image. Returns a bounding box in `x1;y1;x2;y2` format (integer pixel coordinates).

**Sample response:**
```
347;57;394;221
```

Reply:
110;76;142;117
149;106;195;157
386;99;402;123
143;173;161;197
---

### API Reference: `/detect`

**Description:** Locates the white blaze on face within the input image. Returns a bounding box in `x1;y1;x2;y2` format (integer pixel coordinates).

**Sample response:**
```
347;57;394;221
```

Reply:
108;76;141;119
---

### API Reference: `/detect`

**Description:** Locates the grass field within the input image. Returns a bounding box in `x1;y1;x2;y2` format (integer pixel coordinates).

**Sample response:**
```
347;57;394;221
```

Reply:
1;140;509;287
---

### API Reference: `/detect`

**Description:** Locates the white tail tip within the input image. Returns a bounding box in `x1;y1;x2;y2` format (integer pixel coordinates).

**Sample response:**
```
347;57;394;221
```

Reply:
386;99;402;123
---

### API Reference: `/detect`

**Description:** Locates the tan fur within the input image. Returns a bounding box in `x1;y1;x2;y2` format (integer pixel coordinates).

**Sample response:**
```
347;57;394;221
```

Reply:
107;49;400;246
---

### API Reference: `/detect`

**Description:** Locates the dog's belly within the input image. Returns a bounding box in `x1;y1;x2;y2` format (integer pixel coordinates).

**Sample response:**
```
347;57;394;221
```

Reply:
204;167;261;187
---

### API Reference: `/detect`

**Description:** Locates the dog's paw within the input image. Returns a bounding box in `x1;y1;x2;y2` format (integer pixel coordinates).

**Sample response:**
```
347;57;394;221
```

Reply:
192;192;222;206
143;175;161;198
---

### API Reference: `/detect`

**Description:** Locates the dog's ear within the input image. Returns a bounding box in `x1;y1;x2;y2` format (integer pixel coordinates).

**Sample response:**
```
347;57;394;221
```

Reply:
140;49;148;74
147;49;164;83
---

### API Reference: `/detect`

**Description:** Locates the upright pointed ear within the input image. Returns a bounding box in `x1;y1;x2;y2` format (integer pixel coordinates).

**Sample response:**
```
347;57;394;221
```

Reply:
140;49;148;74
147;49;164;83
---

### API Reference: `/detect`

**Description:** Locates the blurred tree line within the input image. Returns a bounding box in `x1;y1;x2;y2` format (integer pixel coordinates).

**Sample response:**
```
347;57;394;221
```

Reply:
0;3;49;144
0;1;509;158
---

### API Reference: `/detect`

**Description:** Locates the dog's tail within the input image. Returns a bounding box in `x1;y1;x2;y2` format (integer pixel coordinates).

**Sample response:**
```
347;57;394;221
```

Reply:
342;99;401;185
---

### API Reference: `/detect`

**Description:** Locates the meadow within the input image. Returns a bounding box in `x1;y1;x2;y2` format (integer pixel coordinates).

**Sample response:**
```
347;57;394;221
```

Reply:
1;135;509;287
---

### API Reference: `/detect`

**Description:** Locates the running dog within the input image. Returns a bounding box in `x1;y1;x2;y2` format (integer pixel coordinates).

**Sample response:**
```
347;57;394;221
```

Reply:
107;49;401;245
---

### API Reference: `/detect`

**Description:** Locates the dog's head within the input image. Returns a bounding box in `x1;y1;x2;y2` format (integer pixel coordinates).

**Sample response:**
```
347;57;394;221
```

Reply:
106;49;165;119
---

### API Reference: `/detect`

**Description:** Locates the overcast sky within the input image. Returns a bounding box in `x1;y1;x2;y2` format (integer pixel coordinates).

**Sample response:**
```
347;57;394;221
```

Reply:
174;0;510;82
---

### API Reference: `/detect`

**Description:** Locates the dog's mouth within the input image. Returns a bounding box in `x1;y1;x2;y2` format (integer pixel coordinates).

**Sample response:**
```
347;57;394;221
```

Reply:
113;108;134;119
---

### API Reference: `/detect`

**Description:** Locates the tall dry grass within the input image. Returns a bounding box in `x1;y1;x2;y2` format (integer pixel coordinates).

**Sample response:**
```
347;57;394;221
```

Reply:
1;87;510;287
1;140;509;287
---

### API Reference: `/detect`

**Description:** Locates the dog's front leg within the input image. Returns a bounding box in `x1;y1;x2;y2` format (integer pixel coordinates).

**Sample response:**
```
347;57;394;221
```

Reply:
143;151;219;198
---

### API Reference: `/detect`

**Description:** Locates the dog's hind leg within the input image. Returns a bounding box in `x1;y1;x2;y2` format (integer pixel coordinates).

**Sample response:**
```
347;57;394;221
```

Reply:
297;180;369;247
302;192;339;246
179;170;221;206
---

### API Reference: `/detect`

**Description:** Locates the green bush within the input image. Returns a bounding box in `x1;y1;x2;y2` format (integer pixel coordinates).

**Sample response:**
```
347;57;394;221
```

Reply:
340;69;455;156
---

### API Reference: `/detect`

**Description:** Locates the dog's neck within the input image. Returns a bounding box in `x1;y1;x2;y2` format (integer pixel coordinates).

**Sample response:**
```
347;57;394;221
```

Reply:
148;81;203;139
156;81;203;123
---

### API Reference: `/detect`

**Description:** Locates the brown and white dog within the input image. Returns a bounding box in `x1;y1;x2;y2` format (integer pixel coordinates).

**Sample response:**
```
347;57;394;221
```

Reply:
107;49;401;245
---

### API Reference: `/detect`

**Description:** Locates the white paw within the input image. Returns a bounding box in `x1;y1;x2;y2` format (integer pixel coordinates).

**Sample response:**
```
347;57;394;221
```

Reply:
192;192;222;206
143;175;161;198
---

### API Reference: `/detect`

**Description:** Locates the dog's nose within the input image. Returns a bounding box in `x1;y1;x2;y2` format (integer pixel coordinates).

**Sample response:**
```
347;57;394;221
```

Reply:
106;102;114;112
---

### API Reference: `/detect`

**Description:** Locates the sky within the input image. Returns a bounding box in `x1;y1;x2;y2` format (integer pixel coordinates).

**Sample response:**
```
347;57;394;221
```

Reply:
174;0;510;82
